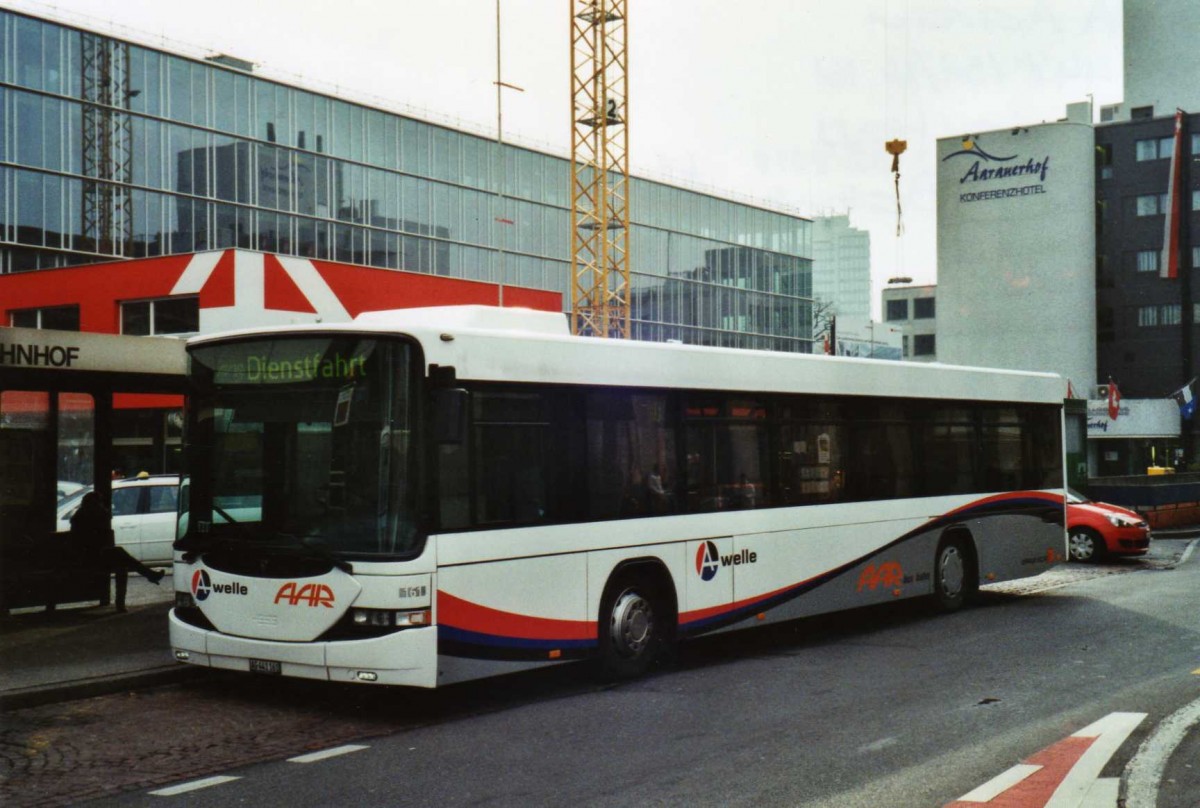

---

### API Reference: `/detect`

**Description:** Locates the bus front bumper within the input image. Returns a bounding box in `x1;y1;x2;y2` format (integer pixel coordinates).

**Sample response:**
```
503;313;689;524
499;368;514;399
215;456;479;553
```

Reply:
169;609;438;688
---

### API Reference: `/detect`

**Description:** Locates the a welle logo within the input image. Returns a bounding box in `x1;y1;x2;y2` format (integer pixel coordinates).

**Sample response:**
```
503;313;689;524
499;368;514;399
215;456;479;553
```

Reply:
190;569;248;601
695;540;758;582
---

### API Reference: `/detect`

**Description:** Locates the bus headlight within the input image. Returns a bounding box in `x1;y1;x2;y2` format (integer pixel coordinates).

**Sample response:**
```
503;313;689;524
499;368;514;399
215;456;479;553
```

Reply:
350;608;431;628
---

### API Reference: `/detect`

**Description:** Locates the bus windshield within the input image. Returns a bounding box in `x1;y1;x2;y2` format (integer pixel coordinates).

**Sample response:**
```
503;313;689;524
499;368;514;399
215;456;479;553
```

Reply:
180;335;420;558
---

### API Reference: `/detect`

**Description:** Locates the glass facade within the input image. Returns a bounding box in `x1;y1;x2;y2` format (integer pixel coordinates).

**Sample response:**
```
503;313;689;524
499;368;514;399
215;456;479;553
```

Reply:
0;10;813;352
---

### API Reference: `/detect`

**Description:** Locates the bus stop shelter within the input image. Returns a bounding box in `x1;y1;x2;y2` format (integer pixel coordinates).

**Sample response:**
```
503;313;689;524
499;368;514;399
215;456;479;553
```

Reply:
0;327;186;610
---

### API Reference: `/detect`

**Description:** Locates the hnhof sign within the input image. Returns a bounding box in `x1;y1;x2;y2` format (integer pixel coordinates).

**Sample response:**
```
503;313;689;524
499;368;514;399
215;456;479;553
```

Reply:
0;327;186;375
0;342;80;368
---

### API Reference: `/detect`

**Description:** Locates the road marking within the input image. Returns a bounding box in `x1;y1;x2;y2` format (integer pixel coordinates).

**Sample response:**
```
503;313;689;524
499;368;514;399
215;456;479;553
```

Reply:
1046;712;1145;807
150;775;241;796
956;764;1042;802
1083;778;1119;805
1125;694;1200;806
947;712;1146;807
1178;538;1198;566
288;744;369;764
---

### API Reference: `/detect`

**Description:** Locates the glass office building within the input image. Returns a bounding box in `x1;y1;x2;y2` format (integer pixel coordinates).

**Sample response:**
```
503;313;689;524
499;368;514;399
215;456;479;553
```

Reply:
0;9;814;351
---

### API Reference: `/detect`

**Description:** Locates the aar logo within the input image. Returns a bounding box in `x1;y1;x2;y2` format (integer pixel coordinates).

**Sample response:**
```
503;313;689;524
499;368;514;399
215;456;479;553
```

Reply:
856;562;904;592
274;582;335;608
696;541;720;581
191;570;212;601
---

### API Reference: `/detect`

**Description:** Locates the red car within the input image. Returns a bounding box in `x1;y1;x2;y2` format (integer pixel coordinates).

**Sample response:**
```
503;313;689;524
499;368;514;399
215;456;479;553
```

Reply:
1066;489;1151;562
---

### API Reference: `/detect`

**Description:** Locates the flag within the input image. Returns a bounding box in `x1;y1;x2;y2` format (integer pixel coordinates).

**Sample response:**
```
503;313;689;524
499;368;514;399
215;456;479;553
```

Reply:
1161;109;1185;280
1173;378;1197;419
1108;381;1122;421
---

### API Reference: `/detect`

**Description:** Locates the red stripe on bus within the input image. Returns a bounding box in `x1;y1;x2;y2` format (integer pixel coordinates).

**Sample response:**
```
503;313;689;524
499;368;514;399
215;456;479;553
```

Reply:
438;591;596;641
943;490;1062;519
680;578;813;625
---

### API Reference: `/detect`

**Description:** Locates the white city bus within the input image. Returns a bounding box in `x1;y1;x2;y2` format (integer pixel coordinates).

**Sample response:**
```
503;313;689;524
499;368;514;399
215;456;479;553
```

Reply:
170;305;1065;687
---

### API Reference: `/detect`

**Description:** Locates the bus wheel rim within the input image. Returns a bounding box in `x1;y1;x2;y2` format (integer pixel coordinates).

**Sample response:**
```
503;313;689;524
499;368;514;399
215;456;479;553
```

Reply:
939;546;964;599
610;590;654;659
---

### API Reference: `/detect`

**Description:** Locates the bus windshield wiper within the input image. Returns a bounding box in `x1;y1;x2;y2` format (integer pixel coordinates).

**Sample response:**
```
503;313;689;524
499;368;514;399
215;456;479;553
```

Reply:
261;533;354;574
178;534;241;564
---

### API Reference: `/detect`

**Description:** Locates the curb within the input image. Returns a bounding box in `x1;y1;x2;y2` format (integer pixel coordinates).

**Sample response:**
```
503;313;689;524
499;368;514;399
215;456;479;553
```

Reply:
1152;529;1200;540
1123;693;1200;807
0;664;211;712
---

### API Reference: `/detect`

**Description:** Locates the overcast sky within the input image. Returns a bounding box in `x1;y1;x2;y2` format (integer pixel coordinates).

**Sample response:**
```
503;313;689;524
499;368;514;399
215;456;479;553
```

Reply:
15;0;1124;315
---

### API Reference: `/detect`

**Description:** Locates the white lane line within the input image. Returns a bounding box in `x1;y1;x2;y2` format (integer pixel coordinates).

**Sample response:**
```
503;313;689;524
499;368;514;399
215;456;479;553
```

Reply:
1179;538;1198;566
1046;712;1146;808
1125;694;1200;807
956;763;1042;802
288;744;369;764
150;775;241;796
1083;777;1120;807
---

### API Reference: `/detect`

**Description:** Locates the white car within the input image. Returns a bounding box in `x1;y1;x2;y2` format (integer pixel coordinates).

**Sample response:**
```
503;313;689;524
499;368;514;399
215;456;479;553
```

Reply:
57;480;86;500
56;475;180;566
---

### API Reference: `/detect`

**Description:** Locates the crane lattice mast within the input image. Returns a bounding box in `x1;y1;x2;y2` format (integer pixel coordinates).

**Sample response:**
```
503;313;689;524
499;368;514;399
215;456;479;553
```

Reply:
570;0;630;338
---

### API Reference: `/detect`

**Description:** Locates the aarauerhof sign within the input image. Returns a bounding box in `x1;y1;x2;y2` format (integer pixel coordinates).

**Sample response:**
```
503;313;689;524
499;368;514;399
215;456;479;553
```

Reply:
1086;398;1179;438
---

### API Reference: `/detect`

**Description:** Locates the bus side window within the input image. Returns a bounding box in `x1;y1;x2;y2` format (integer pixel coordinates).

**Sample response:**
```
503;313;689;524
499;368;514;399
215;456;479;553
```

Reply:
683;396;768;513
838;401;910;502
472;389;550;525
776;422;844;505
437;439;471;530
917;407;977;496
584;391;676;519
1031;405;1064;488
981;407;1024;492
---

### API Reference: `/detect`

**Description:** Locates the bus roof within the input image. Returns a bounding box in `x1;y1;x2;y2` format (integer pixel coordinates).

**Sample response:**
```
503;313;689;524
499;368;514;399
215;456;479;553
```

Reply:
188;305;1065;405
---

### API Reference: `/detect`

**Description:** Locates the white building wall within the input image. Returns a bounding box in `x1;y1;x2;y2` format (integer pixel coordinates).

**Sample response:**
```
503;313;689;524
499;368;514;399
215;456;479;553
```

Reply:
1123;0;1200;119
811;215;871;322
936;114;1096;391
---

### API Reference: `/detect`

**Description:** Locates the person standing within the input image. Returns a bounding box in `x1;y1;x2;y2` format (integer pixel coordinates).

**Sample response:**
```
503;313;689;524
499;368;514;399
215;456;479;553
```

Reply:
68;492;164;612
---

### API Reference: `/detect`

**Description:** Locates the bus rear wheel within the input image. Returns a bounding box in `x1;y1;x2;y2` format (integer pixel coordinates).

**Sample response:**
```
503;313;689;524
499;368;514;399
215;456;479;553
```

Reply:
598;572;672;680
933;536;976;613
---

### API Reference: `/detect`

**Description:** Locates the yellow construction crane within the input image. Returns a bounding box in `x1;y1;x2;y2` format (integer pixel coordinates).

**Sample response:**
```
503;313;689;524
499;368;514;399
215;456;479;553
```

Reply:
570;0;630;338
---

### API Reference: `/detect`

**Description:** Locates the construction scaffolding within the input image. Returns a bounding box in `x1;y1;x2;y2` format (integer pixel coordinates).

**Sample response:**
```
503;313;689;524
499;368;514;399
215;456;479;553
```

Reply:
569;0;630;338
81;33;133;257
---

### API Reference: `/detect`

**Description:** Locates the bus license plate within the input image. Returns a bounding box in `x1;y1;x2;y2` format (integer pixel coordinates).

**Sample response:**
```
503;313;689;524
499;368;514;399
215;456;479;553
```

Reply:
249;658;281;675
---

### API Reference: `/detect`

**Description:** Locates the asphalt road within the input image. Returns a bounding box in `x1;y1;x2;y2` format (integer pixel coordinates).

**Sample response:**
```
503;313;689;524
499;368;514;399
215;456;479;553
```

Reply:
5;541;1199;807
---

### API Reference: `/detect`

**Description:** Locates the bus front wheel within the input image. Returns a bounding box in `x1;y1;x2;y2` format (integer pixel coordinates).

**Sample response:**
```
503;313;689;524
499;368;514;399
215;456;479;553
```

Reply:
598;571;672;680
933;535;976;613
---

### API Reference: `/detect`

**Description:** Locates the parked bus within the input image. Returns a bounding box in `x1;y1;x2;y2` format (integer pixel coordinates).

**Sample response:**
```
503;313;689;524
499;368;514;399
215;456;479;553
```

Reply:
170;306;1065;687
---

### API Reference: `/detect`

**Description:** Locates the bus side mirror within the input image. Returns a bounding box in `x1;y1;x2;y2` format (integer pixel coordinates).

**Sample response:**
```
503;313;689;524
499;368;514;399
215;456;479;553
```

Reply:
432;388;468;445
